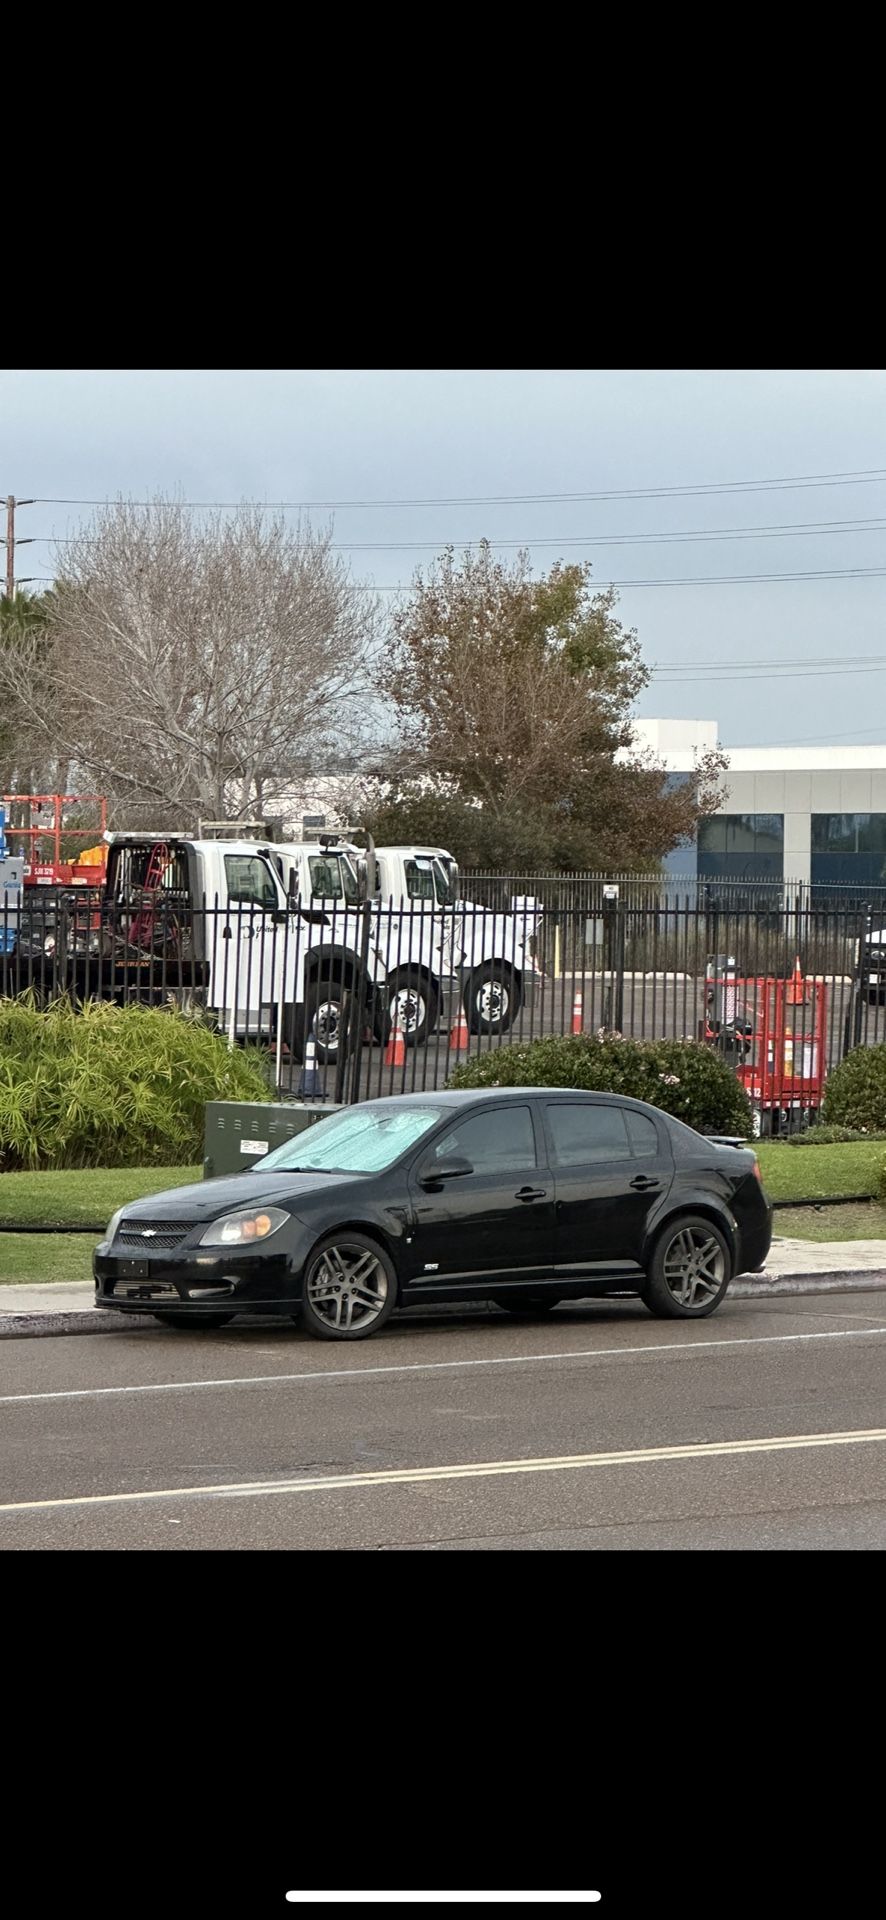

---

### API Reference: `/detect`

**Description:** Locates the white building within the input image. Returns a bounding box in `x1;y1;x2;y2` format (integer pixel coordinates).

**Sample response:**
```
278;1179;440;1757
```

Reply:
627;717;886;894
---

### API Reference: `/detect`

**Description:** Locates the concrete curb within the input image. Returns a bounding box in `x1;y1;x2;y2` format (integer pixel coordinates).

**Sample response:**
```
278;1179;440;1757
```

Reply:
4;1273;886;1337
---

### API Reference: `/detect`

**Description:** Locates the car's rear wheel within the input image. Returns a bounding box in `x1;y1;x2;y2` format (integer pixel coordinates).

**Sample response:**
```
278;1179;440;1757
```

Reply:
300;1232;397;1341
153;1312;235;1330
641;1216;731;1319
492;1293;561;1315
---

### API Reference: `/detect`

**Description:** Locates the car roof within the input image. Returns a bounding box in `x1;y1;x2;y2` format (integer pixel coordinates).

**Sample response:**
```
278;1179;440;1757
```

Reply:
350;1088;670;1115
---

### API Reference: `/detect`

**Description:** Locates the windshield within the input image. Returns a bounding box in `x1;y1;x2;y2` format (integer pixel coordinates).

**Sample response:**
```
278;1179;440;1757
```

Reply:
307;854;359;902
253;1104;447;1174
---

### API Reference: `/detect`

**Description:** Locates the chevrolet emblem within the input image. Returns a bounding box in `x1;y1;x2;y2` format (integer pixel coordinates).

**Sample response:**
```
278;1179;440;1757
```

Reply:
141;1229;157;1239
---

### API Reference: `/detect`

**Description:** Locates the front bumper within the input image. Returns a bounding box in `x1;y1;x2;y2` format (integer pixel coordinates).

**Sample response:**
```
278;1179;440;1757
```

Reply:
93;1241;303;1317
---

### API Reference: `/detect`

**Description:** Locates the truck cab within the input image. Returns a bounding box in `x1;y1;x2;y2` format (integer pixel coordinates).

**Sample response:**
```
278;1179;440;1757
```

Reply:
98;834;383;1062
268;835;537;1048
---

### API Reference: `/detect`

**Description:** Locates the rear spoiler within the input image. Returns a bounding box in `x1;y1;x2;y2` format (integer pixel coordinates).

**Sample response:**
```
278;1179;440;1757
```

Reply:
705;1134;749;1148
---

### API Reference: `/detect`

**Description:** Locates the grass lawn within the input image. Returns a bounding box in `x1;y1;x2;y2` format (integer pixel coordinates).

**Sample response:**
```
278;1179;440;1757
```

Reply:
756;1140;886;1203
0;1165;203;1228
0;1235;95;1285
775;1201;886;1242
0;1165;204;1287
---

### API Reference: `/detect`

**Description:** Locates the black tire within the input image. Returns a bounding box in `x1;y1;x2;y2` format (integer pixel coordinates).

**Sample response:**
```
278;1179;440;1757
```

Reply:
153;1312;235;1330
379;968;439;1050
281;979;351;1066
300;1231;397;1341
641;1214;732;1320
492;1292;561;1315
465;962;522;1035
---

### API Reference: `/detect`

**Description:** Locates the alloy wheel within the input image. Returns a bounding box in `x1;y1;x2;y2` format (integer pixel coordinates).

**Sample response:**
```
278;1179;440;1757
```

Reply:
662;1226;726;1308
305;1243;389;1332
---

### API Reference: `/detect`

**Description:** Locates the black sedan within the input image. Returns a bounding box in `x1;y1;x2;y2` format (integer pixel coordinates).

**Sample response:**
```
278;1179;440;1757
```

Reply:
93;1090;772;1340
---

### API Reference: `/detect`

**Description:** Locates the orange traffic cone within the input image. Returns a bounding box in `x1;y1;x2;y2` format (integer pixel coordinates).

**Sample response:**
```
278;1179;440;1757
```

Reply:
449;1008;470;1052
384;1022;406;1067
786;957;806;1005
572;989;583;1034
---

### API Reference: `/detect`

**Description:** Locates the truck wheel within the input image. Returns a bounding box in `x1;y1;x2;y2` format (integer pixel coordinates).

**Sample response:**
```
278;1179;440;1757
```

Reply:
297;975;351;1067
465;962;521;1035
381;969;439;1049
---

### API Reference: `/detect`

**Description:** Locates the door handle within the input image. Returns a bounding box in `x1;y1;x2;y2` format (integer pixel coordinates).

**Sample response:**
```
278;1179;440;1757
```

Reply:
629;1175;661;1190
515;1186;547;1201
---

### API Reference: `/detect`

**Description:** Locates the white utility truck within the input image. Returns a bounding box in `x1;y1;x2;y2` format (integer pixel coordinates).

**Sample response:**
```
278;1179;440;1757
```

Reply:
267;836;540;1048
96;834;386;1062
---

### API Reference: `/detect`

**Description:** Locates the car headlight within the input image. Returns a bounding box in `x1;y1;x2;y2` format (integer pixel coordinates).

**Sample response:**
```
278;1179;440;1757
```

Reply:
199;1206;289;1247
105;1208;124;1244
43;933;56;956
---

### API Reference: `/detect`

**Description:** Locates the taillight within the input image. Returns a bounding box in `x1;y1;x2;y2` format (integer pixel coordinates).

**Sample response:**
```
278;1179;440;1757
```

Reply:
752;1157;763;1183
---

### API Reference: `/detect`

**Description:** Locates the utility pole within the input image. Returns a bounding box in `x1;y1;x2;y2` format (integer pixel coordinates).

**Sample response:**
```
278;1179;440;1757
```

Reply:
2;496;36;600
5;497;14;600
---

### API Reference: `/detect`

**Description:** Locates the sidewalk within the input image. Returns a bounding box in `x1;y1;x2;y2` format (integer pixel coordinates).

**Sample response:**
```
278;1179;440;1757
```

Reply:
3;1239;886;1337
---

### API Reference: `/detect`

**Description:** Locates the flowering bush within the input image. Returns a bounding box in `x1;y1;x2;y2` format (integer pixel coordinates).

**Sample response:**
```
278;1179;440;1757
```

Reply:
449;1032;753;1136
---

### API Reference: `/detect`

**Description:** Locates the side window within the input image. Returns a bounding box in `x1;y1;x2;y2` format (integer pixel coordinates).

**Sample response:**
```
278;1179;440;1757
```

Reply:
433;1106;536;1173
547;1103;631;1165
625;1110;660;1158
224;855;279;910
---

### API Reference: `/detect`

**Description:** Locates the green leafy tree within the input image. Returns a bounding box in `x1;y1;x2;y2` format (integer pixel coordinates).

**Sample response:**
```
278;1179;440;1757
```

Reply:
365;544;724;870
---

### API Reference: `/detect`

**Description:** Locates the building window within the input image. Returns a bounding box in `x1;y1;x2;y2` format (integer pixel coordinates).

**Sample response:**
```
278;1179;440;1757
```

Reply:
698;814;784;880
811;815;886;894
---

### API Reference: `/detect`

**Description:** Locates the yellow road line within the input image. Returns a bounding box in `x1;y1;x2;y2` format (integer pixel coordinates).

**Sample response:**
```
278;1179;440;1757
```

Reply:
3;1425;886;1515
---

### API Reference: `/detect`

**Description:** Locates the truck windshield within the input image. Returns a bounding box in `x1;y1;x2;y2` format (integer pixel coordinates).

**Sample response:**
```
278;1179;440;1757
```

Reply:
254;1104;447;1174
404;857;454;906
307;854;359;902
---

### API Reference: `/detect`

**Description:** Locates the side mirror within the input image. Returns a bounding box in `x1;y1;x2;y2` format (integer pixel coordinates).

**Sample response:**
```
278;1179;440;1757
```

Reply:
355;856;368;902
418;1155;473;1187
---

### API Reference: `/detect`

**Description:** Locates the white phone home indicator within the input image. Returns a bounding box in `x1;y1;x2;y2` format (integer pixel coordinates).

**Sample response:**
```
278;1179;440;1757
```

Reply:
284;1896;602;1906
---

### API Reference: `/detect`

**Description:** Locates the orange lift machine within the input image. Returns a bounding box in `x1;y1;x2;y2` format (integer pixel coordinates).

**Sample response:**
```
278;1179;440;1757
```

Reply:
1;794;108;888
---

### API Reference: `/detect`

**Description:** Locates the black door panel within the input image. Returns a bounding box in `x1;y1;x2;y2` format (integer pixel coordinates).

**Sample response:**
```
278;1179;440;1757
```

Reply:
406;1103;556;1290
544;1101;675;1274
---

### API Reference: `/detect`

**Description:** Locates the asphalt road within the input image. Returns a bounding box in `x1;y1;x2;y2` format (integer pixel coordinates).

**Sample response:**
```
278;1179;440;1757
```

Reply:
3;1291;886;1548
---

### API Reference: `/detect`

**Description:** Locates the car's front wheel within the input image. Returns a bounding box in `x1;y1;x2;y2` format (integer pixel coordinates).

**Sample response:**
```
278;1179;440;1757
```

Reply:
641;1216;732;1319
300;1233;397;1341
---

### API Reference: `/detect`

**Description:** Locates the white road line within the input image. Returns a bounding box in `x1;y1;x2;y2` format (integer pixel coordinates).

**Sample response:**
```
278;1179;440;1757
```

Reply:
285;1898;603;1907
1;1322;885;1409
3;1425;886;1516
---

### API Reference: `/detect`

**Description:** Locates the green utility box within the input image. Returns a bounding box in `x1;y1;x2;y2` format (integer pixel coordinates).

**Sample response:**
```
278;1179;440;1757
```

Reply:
203;1101;339;1178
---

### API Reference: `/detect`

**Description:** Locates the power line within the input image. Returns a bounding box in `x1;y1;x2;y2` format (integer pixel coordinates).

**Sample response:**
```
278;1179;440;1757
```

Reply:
27;512;886;555
26;466;886;510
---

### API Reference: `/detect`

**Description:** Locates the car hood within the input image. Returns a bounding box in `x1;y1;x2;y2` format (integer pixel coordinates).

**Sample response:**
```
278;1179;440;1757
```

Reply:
120;1171;368;1220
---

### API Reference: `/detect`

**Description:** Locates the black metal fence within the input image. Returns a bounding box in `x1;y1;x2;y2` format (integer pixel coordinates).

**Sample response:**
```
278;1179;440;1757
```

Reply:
3;884;886;1128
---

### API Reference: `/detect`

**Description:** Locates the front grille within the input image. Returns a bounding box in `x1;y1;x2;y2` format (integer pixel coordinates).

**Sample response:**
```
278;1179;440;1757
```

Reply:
116;1219;199;1251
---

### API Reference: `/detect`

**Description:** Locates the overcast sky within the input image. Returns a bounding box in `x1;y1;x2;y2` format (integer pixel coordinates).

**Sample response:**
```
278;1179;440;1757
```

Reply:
2;367;884;750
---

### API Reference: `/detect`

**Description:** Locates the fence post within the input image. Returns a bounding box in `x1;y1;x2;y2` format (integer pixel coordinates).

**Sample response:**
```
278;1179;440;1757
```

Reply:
843;900;872;1061
602;884;621;1030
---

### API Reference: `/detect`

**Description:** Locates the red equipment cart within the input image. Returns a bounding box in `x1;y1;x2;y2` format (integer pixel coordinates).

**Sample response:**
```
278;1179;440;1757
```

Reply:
705;959;827;1136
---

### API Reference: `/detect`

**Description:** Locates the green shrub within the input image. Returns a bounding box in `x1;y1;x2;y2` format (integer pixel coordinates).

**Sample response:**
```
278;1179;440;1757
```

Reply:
0;996;270;1170
448;1031;753;1137
785;1124;886;1146
821;1046;886;1137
